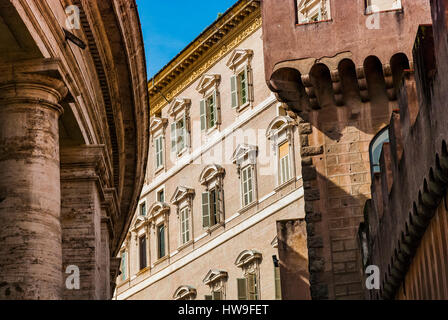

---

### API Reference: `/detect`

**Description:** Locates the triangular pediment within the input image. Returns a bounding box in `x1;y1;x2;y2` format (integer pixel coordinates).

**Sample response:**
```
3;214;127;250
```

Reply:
231;144;258;164
196;74;221;94
170;186;195;205
203;269;228;285
226;49;253;70
150;117;168;134
168;98;191;116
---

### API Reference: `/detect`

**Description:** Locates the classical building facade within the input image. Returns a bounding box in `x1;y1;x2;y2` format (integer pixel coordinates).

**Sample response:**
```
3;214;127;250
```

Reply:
0;0;149;299
115;0;309;300
359;0;448;300
261;0;431;299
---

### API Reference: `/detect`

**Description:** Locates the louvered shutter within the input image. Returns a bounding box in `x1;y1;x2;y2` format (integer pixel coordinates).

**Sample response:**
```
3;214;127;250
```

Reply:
274;266;282;300
170;122;176;155
216;183;223;223
200;99;206;131
237;278;247;300
243;66;249;104
213;90;220;125
212;291;222;300
248;273;256;300
202;192;210;228
231;75;238;108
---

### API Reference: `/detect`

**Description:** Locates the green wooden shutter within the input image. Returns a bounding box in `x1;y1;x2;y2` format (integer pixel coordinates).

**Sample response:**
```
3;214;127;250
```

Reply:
205;295;213;300
216;184;223;223
244;65;251;103
213;90;220;125
237;278;247;300
202;192;210;228
231;75;238;108
121;252;126;281
212;291;222;300
181;114;187;150
200;99;206;131
170;122;176;155
248;273;256;300
274;266;282;300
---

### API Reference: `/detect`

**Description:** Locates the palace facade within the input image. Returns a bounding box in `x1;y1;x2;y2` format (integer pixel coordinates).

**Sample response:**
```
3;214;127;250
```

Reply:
115;0;309;300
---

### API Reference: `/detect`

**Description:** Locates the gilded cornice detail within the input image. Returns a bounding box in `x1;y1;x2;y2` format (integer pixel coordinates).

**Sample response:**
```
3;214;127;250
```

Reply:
150;14;262;116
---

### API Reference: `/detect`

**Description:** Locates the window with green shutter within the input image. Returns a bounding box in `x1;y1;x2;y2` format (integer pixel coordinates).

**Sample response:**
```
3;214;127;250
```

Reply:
247;273;258;300
241;166;254;207
212;290;223;300
180;207;190;245
239;67;248;106
274;266;282;300
121;252;127;281
237;278;247;300
170;122;176;154
155;135;164;169
230;75;238;109
139;236;147;270
200;99;206;131
158;225;166;259
201;91;219;132
202;192;210;228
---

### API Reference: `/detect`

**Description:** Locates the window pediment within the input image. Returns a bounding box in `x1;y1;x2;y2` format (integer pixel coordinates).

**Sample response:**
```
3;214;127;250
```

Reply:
203;269;228;285
173;285;197;300
199;164;225;185
148;201;170;219
226;49;253;71
150;117;168;135
231;144;258;165
266;116;295;139
169;98;191;117
131;215;149;231
170;186;195;205
196;74;221;95
235;250;262;268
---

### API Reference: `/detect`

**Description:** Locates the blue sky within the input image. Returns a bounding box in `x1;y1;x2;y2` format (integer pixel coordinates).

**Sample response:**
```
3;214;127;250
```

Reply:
136;0;236;79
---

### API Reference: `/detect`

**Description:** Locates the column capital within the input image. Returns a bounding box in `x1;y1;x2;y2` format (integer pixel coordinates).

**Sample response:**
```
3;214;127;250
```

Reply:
0;72;67;115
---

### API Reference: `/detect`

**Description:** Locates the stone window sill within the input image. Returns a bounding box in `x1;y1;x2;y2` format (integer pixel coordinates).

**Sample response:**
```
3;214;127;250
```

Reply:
177;240;194;252
364;8;403;16
296;19;332;27
238;201;258;214
236;101;251;113
154;255;169;266
205;222;225;235
136;266;150;276
154;166;164;176
274;178;296;193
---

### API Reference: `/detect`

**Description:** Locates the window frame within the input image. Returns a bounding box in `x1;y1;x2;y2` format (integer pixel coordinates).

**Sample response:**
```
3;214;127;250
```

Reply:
154;134;164;171
179;206;191;246
369;126;390;176
278;141;292;186
157;223;166;260
296;0;332;25
365;0;403;15
140;201;147;217
138;235;147;271
241;165;255;208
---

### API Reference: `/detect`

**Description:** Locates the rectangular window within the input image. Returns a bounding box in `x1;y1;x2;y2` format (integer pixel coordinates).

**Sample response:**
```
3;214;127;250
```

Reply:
202;188;221;229
140;202;146;216
297;0;331;24
155;135;164;170
365;0;402;14
241;166;254;207
278;142;291;185
231;67;250;109
171;116;187;156
237;274;259;300
180;207;190;245
120;252;127;281
200;91;218;132
157;189;165;203
158;225;166;259
139;236;147;270
274;266;282;300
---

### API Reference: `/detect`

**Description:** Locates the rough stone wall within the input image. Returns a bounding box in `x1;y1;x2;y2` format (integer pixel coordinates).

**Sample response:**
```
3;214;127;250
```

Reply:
276;219;310;300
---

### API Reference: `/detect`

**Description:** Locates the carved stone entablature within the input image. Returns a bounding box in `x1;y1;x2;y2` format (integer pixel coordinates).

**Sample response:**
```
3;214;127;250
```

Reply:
266;116;296;140
199;164;226;186
226;49;254;72
168;98;191;117
203;269;228;287
196;74;221;95
150;117;168;136
235;249;262;271
171;186;195;207
173;285;197;300
231;144;258;166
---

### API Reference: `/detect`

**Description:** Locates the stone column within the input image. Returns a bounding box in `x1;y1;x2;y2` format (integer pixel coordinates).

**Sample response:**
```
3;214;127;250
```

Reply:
60;145;112;300
0;73;67;299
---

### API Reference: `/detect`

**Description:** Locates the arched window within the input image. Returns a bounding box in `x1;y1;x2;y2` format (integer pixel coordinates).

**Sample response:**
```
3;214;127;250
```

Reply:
369;126;390;174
